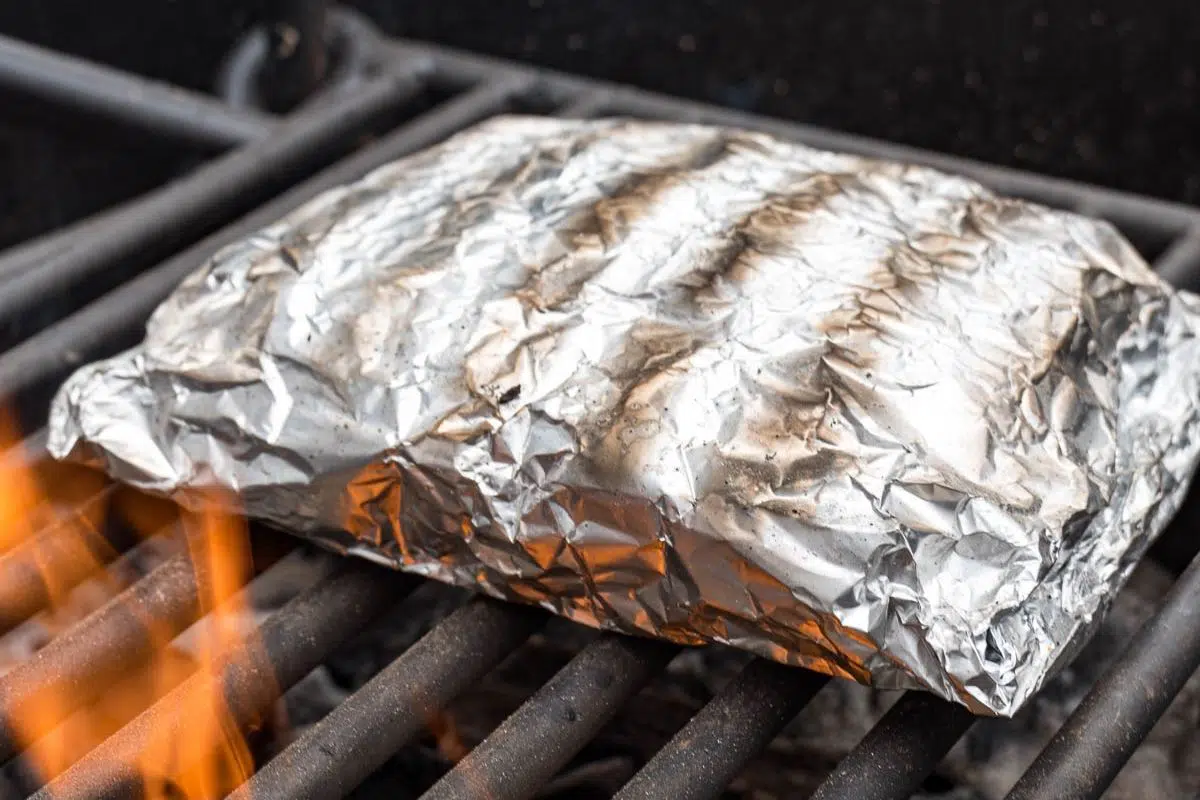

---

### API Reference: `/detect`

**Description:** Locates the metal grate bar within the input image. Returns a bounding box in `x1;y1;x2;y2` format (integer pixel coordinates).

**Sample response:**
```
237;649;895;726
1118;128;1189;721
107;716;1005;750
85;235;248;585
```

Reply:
1005;547;1200;800
0;71;419;331
808;692;976;800
1152;228;1200;289
0;76;530;407
614;659;830;800
554;91;613;119
4;431;47;464
0;554;198;766
28;561;415;800
387;38;1200;241
0;33;274;149
594;89;1192;244
0;486;133;637
229;599;542;800
0;530;294;767
0;203;152;287
421;635;680;800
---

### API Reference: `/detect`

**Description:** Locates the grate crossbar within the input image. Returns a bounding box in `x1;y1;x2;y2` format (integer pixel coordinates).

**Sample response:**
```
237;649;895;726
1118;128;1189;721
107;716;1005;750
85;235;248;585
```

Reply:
809;692;977;800
1006;547;1200;800
614;657;830;800
27;562;415;800
0;33;274;149
0;71;420;332
0;77;529;406
230;599;542;800
421;635;679;800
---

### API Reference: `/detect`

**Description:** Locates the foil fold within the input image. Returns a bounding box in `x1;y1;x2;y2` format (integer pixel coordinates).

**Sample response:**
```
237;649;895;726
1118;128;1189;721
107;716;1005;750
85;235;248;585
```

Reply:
47;116;1200;715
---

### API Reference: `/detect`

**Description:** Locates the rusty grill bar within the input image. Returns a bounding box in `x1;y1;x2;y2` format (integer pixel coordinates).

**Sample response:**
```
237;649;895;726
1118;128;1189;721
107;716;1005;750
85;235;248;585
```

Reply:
3;8;1200;799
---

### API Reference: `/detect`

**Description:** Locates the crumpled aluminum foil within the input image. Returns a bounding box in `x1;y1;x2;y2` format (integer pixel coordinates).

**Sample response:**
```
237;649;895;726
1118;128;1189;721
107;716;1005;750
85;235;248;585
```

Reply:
47;116;1200;716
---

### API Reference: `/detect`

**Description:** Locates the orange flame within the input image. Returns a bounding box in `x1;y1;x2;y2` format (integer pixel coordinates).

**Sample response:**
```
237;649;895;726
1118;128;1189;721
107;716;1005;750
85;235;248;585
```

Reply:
0;410;274;799
427;709;469;763
134;496;259;800
0;411;45;553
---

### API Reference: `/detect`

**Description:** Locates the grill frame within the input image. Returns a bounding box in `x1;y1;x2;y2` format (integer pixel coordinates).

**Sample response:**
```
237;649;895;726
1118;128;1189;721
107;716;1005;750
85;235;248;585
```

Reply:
3;8;1200;799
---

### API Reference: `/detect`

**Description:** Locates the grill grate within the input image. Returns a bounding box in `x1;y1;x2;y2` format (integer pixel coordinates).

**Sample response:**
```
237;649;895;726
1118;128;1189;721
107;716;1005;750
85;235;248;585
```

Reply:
3;8;1200;799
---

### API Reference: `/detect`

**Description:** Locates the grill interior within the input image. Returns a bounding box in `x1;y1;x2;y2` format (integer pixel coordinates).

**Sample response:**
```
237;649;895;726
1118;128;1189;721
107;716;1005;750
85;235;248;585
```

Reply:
2;8;1200;800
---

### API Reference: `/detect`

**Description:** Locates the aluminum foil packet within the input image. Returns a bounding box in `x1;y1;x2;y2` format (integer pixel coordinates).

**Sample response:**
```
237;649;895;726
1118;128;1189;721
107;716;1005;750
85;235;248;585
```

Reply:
47;116;1200;715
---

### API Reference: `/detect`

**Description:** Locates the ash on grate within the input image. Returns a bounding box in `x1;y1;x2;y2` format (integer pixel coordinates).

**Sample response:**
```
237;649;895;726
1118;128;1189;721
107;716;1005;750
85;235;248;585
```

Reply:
276;557;1200;799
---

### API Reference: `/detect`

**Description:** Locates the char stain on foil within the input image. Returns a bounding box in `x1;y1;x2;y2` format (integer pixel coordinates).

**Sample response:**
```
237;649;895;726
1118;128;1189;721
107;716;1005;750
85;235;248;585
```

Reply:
46;116;1200;716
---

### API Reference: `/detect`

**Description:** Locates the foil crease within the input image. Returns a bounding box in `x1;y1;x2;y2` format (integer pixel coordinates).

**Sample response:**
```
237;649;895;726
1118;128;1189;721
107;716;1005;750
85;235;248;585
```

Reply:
47;116;1200;716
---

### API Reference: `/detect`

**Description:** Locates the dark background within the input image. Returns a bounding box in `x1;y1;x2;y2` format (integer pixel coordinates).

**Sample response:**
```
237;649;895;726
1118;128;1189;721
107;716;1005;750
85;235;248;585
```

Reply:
1;0;1198;245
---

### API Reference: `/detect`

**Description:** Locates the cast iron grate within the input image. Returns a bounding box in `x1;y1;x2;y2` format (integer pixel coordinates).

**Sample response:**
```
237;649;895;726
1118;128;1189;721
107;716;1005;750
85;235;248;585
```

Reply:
2;7;1200;799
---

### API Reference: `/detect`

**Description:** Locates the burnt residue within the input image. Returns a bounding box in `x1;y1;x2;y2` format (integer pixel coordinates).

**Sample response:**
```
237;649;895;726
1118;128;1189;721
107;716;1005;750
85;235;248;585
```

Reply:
687;171;854;299
516;126;734;313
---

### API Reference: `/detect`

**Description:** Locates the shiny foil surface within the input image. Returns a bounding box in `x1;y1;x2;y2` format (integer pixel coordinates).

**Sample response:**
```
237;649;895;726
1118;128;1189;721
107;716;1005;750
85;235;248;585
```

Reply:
48;117;1200;715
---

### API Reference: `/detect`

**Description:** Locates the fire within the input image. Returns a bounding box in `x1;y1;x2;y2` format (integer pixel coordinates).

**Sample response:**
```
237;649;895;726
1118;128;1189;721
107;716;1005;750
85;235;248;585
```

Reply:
0;410;272;799
133;496;259;800
0;411;47;554
427;709;469;763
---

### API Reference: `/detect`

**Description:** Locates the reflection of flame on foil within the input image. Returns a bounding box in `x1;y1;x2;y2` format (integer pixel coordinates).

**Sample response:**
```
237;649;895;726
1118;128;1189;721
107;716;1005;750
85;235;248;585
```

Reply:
0;408;267;798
